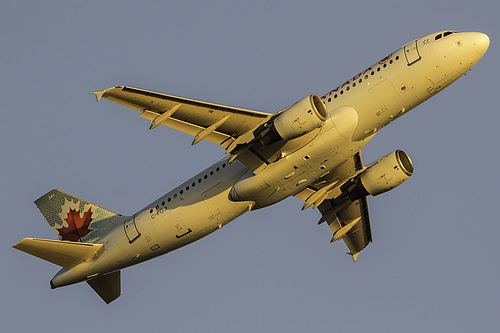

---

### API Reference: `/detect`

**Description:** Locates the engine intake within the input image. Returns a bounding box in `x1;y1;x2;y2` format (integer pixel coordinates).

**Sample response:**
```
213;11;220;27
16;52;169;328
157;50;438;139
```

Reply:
348;150;414;201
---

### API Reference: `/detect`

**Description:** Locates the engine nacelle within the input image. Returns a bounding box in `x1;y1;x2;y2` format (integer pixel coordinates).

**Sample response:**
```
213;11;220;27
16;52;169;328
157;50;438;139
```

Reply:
270;94;327;142
348;150;414;201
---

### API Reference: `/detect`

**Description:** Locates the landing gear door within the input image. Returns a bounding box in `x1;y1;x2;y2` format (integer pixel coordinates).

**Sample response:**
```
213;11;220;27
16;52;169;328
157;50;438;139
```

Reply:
404;40;421;65
124;216;140;243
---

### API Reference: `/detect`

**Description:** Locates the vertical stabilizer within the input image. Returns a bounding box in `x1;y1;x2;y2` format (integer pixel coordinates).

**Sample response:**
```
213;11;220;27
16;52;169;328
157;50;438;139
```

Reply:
35;189;127;243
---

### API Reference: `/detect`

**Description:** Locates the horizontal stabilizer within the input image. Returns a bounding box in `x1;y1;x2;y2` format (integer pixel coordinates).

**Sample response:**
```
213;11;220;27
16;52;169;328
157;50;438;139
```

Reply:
13;238;103;269
87;271;121;304
90;90;105;102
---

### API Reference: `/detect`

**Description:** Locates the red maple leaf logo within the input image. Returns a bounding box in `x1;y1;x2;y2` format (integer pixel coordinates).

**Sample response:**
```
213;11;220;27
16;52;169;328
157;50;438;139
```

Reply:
57;207;94;242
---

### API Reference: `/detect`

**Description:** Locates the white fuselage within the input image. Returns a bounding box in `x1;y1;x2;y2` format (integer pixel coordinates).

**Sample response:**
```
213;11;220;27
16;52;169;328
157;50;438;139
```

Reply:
51;31;489;288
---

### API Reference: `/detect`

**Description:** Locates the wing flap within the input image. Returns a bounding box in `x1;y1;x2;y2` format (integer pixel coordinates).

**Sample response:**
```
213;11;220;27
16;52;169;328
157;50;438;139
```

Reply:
139;109;230;145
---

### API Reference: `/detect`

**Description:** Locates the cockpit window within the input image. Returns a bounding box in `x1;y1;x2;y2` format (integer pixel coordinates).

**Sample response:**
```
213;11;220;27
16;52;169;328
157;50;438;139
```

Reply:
435;31;457;40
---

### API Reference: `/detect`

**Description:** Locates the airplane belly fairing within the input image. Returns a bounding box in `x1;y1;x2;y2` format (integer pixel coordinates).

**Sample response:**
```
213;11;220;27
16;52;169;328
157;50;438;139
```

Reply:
229;117;365;208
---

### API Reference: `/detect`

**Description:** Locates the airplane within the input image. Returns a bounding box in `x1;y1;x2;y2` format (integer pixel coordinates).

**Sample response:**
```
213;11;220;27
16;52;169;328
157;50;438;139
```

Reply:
14;31;489;303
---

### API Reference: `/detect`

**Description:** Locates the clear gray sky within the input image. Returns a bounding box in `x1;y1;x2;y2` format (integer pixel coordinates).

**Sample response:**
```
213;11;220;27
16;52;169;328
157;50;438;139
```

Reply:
2;1;498;332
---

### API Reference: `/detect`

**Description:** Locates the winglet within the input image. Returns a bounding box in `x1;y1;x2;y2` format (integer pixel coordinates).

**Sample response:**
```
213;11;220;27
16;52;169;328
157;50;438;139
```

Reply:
347;251;361;262
90;90;106;102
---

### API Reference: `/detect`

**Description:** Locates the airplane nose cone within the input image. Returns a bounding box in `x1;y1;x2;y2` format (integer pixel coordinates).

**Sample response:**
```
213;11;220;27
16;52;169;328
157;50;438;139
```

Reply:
472;32;490;56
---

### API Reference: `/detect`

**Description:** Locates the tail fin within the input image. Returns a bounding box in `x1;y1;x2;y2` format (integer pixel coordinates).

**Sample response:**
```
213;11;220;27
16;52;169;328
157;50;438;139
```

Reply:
13;238;103;269
35;189;126;243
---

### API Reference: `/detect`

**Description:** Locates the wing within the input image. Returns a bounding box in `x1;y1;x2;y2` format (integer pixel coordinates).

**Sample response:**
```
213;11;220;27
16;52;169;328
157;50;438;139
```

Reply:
317;197;372;262
295;152;373;261
91;86;273;151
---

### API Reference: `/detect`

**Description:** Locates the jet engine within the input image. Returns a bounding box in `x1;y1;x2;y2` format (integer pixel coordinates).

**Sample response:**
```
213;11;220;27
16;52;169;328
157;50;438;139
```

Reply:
260;94;327;145
347;150;414;201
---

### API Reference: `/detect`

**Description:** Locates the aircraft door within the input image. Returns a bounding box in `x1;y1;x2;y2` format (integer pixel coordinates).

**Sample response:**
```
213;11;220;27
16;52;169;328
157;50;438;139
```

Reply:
124;216;141;243
404;40;421;65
